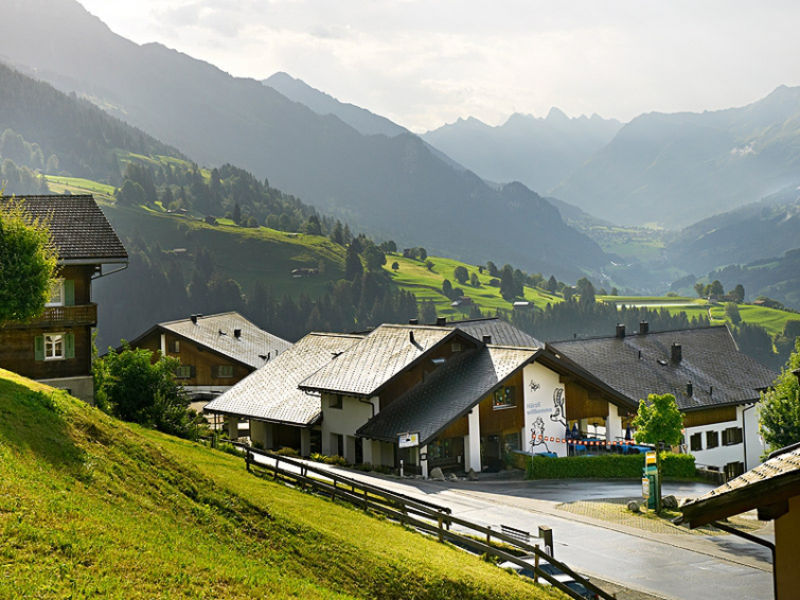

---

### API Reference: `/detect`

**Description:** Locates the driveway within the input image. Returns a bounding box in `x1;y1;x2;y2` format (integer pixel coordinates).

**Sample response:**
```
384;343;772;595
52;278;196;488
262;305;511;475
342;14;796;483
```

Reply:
252;455;774;600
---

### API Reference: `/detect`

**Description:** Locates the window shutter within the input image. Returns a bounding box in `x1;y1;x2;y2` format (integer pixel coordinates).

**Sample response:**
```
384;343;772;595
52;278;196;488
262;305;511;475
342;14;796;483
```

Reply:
190;365;196;378
64;280;75;306
64;333;75;359
34;336;45;361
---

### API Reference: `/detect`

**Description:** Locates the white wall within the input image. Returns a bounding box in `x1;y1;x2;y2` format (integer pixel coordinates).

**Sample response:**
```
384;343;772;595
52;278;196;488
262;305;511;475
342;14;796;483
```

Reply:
522;362;568;457
321;393;378;463
684;403;764;471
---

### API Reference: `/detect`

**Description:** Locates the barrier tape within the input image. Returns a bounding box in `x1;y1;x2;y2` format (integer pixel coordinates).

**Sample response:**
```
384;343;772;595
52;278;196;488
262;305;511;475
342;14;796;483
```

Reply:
534;435;643;447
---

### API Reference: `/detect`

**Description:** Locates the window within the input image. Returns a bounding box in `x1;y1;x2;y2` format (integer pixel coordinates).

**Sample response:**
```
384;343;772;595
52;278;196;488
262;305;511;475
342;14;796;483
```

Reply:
503;432;521;452
46;280;64;307
722;427;743;446
44;333;64;360
214;365;234;378
725;461;745;480
689;432;703;452
492;386;516;409
329;394;343;409
168;339;181;353
451;342;463;353
175;365;193;379
706;430;719;449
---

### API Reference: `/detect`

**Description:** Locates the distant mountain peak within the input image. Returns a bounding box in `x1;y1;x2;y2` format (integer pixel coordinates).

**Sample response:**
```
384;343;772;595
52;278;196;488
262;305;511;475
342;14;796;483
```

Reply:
546;106;569;121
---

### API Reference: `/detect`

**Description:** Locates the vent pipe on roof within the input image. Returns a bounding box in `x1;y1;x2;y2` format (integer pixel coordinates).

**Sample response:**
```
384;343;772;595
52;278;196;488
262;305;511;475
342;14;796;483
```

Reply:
409;331;416;345
709;385;713;397
616;324;625;338
234;328;242;338
686;382;693;397
482;335;492;345
639;321;649;335
638;350;642;360
671;343;682;363
436;316;447;326
190;314;198;324
408;318;419;325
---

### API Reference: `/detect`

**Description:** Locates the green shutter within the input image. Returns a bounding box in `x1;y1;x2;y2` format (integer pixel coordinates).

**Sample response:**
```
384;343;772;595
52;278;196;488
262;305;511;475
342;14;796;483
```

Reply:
190;365;197;378
64;333;75;359
64;280;75;306
34;336;45;361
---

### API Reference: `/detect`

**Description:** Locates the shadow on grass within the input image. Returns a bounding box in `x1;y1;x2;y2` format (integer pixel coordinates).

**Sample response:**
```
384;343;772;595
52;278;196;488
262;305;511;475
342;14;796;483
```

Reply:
0;378;85;470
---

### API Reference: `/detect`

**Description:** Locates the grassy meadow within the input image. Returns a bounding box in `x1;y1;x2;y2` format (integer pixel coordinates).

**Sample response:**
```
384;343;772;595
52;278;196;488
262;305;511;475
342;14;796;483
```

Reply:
0;370;561;599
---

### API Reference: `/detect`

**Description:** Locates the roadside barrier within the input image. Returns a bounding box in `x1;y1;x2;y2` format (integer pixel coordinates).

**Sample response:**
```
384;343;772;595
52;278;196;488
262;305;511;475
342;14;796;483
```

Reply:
229;442;613;600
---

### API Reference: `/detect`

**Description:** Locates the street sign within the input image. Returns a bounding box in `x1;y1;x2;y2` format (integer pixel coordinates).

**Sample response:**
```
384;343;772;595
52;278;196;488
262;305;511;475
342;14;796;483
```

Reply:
642;477;650;498
398;432;419;448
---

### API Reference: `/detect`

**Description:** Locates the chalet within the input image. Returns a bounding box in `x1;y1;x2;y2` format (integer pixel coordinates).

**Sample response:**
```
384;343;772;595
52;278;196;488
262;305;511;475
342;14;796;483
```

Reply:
549;323;777;478
0;195;128;402
680;443;800;600
291;317;639;474
203;332;364;453
125;312;292;402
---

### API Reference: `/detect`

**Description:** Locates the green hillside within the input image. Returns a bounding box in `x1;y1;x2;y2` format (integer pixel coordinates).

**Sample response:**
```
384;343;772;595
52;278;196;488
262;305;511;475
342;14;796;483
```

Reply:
0;370;558;599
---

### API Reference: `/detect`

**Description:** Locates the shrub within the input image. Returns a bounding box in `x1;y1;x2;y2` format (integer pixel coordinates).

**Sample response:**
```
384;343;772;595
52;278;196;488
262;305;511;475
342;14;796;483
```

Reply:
275;446;299;457
526;452;695;479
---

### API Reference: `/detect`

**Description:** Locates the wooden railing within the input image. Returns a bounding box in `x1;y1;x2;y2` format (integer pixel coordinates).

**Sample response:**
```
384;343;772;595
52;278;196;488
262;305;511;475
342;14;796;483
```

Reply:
2;303;98;328
234;443;613;600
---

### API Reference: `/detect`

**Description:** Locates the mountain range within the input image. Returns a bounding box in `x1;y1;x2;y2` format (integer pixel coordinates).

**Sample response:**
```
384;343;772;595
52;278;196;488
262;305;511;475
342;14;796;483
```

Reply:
0;0;606;281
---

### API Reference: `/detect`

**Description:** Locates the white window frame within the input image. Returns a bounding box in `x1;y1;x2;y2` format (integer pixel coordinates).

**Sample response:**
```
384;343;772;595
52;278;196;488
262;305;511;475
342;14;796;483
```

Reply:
46;279;65;307
44;333;65;361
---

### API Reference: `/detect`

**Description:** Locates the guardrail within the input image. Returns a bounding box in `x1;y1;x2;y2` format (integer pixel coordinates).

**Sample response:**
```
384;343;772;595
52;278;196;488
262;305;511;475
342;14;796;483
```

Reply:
232;443;614;600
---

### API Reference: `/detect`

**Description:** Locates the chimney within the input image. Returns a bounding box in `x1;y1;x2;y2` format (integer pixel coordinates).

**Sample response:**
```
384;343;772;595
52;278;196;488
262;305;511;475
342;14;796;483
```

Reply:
686;382;693;397
639;321;649;335
190;314;197;324
616;324;625;338
409;331;416;344
671;343;682;363
234;328;241;339
408;318;419;325
436;317;447;326
482;335;492;345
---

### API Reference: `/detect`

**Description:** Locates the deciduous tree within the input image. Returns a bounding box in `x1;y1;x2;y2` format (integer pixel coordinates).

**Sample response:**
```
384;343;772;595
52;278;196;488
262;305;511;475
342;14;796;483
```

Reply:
632;393;683;446
759;339;800;454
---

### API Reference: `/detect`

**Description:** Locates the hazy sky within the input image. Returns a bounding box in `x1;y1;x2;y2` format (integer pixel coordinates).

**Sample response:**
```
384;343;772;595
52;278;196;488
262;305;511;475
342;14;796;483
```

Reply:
79;0;800;132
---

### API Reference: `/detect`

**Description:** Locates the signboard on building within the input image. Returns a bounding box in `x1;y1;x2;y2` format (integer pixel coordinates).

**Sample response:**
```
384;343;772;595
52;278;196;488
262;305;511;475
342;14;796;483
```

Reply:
522;363;568;457
398;432;419;448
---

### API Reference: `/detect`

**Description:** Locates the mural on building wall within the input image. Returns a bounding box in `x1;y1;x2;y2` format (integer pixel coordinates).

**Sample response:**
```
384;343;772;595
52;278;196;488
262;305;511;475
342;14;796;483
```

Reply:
523;363;568;457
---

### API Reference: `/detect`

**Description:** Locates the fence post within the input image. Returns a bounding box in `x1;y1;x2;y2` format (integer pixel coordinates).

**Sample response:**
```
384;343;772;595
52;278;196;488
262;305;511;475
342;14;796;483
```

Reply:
534;552;539;583
333;479;337;501
363;488;369;511
486;525;491;545
245;450;252;472
539;526;553;558
437;515;444;542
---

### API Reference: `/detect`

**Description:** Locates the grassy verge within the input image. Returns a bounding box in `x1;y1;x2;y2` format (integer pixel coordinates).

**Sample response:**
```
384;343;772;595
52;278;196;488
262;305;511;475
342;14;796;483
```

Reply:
0;369;560;599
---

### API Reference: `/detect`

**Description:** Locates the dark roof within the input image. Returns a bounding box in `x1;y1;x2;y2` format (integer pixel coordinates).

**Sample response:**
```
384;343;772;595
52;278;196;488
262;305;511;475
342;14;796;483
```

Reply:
447;317;542;347
153;312;292;370
357;346;537;444
299;324;466;396
204;332;364;426
5;195;127;263
549;326;776;411
681;445;800;527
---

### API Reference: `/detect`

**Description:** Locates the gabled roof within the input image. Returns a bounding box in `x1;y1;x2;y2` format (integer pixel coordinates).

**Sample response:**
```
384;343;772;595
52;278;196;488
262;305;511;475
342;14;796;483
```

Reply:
145;312;292;370
681;444;800;527
204;332;364;426
5;195;127;264
549;326;776;411
357;345;538;444
447;317;542;348
298;324;472;397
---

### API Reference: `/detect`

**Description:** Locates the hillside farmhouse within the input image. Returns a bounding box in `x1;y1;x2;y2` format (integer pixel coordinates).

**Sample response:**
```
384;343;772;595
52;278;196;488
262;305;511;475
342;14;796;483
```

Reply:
125;311;292;402
0;195;127;402
550;323;777;478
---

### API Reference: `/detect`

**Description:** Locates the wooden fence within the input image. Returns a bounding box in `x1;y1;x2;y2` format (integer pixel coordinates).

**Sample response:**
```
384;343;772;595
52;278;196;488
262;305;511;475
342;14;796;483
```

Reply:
235;444;614;600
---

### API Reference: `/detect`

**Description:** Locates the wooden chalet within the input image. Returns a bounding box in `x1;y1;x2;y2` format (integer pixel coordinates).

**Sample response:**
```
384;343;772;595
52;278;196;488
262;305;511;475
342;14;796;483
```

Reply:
549;323;777;478
125;312;292;403
0;195;128;402
680;443;800;599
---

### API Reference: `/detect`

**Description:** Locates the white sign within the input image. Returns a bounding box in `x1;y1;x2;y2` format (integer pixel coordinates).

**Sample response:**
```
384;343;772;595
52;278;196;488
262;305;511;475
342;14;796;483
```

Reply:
398;432;419;448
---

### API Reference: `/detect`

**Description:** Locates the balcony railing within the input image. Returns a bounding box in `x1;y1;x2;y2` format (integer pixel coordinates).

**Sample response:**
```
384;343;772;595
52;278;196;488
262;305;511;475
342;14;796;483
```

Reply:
1;303;98;329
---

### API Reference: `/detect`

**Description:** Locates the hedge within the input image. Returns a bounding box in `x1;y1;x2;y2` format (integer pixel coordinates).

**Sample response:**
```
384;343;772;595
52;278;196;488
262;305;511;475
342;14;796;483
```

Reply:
525;452;695;479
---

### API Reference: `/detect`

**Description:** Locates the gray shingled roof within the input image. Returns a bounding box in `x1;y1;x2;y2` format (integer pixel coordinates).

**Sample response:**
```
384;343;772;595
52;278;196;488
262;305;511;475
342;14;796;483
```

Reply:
5;195;127;263
299;324;462;396
357;346;537;444
159;312;292;370
204;332;364;425
448;317;542;348
549;326;777;411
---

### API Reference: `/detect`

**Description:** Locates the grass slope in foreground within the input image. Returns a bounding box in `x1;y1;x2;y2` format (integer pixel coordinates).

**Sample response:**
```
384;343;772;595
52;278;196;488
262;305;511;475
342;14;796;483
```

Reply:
0;370;560;600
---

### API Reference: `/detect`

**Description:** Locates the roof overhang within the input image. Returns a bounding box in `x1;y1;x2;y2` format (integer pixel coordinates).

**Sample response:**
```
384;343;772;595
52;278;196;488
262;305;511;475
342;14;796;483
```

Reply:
202;406;320;428
59;257;129;265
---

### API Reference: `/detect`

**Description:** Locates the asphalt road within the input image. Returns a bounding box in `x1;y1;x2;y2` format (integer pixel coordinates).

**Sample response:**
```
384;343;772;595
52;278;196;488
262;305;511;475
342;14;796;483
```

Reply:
251;455;774;600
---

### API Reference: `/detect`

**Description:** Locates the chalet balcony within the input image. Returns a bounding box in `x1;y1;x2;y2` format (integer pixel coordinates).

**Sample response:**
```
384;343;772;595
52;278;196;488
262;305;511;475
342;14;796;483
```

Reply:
1;303;98;329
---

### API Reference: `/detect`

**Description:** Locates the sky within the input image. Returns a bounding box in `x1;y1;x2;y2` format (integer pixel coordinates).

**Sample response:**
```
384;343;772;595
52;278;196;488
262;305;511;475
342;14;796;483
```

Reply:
79;0;800;133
